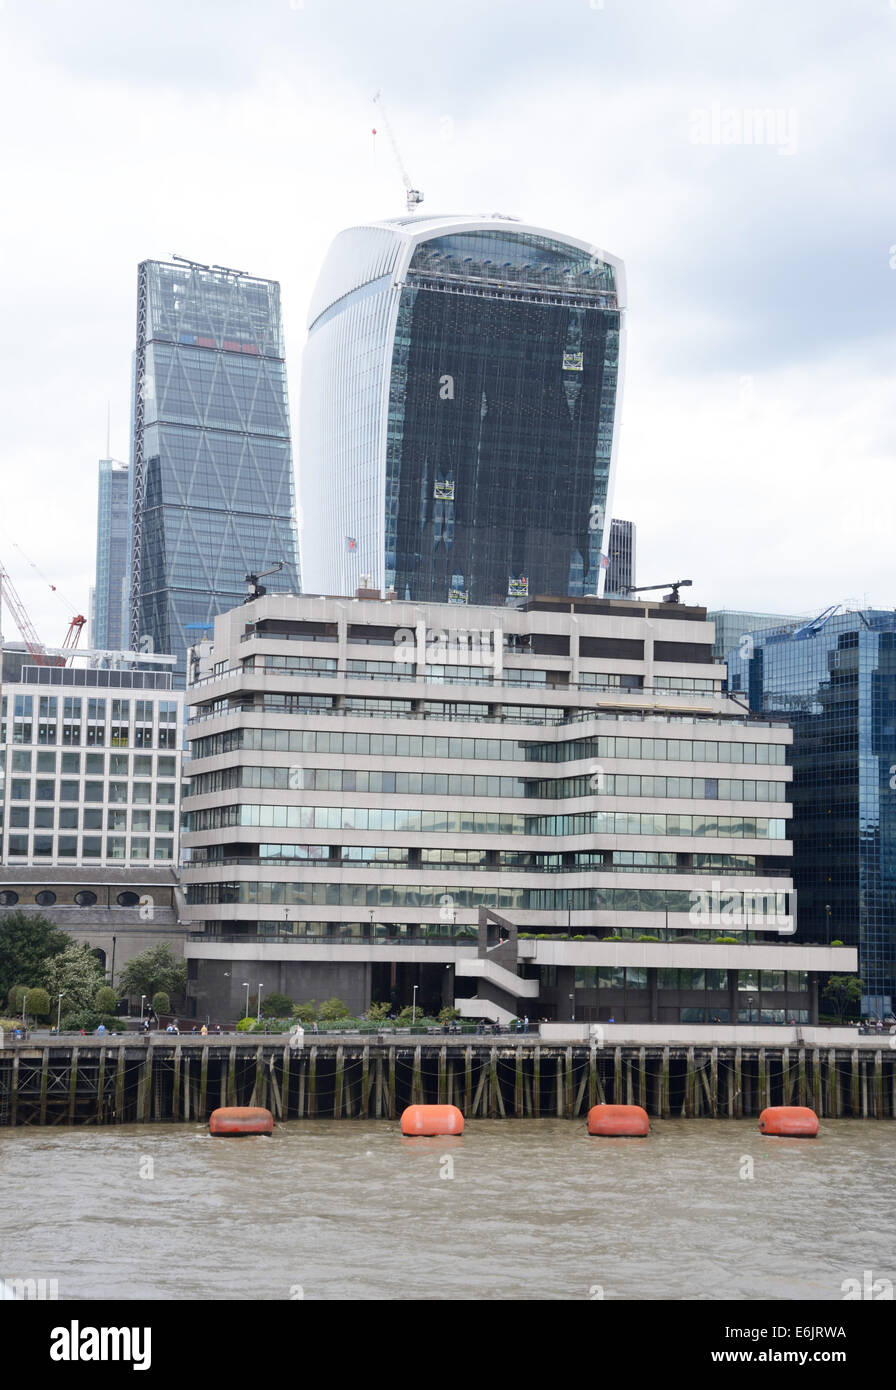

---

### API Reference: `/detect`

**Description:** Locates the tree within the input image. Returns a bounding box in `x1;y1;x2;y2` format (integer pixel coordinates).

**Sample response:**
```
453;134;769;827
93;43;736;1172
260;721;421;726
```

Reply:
260;992;294;1018
118;945;187;1002
0;911;69;1001
25;988;50;1020
318;997;350;1020
42;945;106;1016
7;984;29;1016
291;1000;317;1023
822;974;863;1024
152;991;170;1015
365;1001;391;1022
94;986;117;1014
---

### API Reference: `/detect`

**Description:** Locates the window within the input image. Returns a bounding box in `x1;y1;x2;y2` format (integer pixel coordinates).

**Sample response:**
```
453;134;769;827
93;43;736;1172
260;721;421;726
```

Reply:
0;890;19;906
35;890;57;906
58;836;78;857
74;891;97;907
130;837;150;860
154;839;173;861
82;837;102;858
106;837;126;860
59;808;79;829
116;891;140;907
83;808;103;830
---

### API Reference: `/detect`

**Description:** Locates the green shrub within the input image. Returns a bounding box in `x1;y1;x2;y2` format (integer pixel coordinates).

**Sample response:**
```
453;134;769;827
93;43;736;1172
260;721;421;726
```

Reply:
94;986;117;1014
713;936;740;944
25;987;50;1018
318;997;350;1020
60;1009;101;1032
236;1016;255;1032
438;1006;461;1022
366;1001;391;1022
152;991;170;1015
831;939;844;947
636;935;660;943
291;1001;317;1023
260;992;294;1018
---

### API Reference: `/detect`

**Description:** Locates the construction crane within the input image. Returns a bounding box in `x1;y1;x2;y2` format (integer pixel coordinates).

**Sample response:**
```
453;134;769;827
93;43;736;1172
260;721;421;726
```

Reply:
622;580;693;605
0;557;86;665
372;91;424;215
0;559;47;663
243;561;284;604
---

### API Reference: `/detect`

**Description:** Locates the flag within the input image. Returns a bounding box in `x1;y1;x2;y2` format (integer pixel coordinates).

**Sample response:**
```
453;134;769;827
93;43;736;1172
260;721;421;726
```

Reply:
345;537;357;552
600;553;609;569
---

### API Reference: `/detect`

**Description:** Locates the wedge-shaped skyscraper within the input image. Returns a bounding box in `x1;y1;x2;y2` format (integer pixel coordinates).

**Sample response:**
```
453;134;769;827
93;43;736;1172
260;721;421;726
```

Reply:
130;260;300;680
300;215;625;603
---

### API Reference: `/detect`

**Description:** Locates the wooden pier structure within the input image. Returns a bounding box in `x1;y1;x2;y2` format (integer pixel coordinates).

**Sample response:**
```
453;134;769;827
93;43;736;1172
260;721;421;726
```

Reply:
1;1036;894;1127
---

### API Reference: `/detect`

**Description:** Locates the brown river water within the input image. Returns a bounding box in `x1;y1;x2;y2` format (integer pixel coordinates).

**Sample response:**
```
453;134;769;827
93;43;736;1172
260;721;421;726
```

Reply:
2;1118;893;1301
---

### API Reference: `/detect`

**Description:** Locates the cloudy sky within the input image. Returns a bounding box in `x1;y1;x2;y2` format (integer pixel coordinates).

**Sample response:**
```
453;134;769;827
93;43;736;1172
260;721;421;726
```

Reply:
0;0;893;642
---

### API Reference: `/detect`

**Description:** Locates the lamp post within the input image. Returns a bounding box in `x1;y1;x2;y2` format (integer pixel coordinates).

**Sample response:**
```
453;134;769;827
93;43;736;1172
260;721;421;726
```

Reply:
243;982;250;1019
825;903;832;946
412;984;418;1028
109;935;117;994
56;992;65;1033
257;983;264;1023
140;994;147;1023
747;994;755;1025
569;991;575;1023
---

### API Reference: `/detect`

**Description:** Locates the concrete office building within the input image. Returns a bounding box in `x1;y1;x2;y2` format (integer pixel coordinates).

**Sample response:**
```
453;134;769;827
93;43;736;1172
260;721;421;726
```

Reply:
0;644;183;869
181;591;847;1026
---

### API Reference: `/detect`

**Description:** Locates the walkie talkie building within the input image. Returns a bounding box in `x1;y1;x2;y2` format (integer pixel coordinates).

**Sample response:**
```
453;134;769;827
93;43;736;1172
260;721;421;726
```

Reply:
130;260;300;682
299;215;625;603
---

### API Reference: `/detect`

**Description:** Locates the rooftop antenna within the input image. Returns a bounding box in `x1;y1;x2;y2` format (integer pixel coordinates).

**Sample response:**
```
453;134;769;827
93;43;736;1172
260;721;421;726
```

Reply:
372;91;424;214
106;401;111;459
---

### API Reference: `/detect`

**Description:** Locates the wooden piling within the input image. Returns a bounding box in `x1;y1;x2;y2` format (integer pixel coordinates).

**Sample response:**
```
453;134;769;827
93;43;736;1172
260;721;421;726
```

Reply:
850;1048;859;1118
758;1048;767;1113
334;1046;345;1118
282;1045;291;1120
733;1047;743;1119
10;1052;18;1128
638;1047;647;1110
39;1048;49;1125
308;1046;318;1118
171;1045;181;1120
361;1046;370;1119
115;1047;125;1122
660;1046;670;1119
199;1045;209;1119
874;1050;883;1120
532;1046;541;1118
96;1047;107;1126
588;1045;597;1110
685;1047;695;1118
438;1046;447;1106
565;1047;574;1120
710;1048;719;1118
811;1049;822;1118
514;1047;523;1118
386;1047;395;1118
797;1047;806;1107
614;1046;623;1108
489;1048;499;1119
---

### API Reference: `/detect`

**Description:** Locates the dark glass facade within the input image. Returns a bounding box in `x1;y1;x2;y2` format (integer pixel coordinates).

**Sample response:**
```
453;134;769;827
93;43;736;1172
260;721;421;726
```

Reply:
388;231;620;604
130;261;300;683
93;458;129;650
727;612;896;1016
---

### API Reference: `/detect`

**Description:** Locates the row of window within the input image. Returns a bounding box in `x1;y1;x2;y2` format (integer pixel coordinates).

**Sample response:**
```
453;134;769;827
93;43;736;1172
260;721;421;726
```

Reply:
6;780;177;804
0;889;143;908
570;967;808;990
186;764;786;805
185;881;789;912
528;736;788;765
234;658;720;693
1;751;177;777
5;835;174;860
7;696;177;721
3;807;174;831
188;803;788;840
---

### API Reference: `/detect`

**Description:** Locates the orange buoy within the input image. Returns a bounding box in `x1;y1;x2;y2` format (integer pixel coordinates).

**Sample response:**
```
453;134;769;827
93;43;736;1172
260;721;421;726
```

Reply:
587;1104;649;1137
758;1106;819;1137
209;1106;274;1136
400;1104;464;1136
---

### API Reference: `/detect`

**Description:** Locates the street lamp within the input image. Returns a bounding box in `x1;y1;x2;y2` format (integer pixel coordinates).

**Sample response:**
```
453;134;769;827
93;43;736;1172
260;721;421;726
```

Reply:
825;903;832;946
140;994;147;1023
412;984;418;1028
569;991;575;1023
257;983;264;1023
56;992;66;1033
242;982;250;1019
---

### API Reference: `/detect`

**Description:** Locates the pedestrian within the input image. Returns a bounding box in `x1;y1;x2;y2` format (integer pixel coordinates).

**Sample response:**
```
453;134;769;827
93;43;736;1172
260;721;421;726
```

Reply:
215;1024;222;1035
524;1015;529;1033
200;1024;208;1036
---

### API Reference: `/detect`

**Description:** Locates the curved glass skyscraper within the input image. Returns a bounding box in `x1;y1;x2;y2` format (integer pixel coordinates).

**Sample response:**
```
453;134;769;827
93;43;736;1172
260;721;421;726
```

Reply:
300;215;625;603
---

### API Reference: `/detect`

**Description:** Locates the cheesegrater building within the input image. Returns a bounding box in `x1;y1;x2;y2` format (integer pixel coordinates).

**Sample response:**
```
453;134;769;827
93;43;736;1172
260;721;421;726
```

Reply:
299;215;625;604
130;259;301;683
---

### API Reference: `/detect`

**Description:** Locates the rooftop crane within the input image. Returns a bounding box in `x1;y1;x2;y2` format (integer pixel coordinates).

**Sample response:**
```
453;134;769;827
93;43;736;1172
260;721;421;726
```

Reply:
621;579;693;605
0;557;87;665
243;561;284;604
372;91;424;215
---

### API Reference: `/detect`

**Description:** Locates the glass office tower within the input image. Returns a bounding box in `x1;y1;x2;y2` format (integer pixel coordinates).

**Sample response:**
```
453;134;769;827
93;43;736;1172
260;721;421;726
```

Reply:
727;611;896;1018
94;458;129;650
300;215;625;603
604;519;636;596
130;260;300;682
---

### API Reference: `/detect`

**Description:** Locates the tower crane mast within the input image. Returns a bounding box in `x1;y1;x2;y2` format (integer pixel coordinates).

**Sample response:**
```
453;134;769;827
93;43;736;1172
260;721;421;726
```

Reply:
0;560;47;664
372;91;423;214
